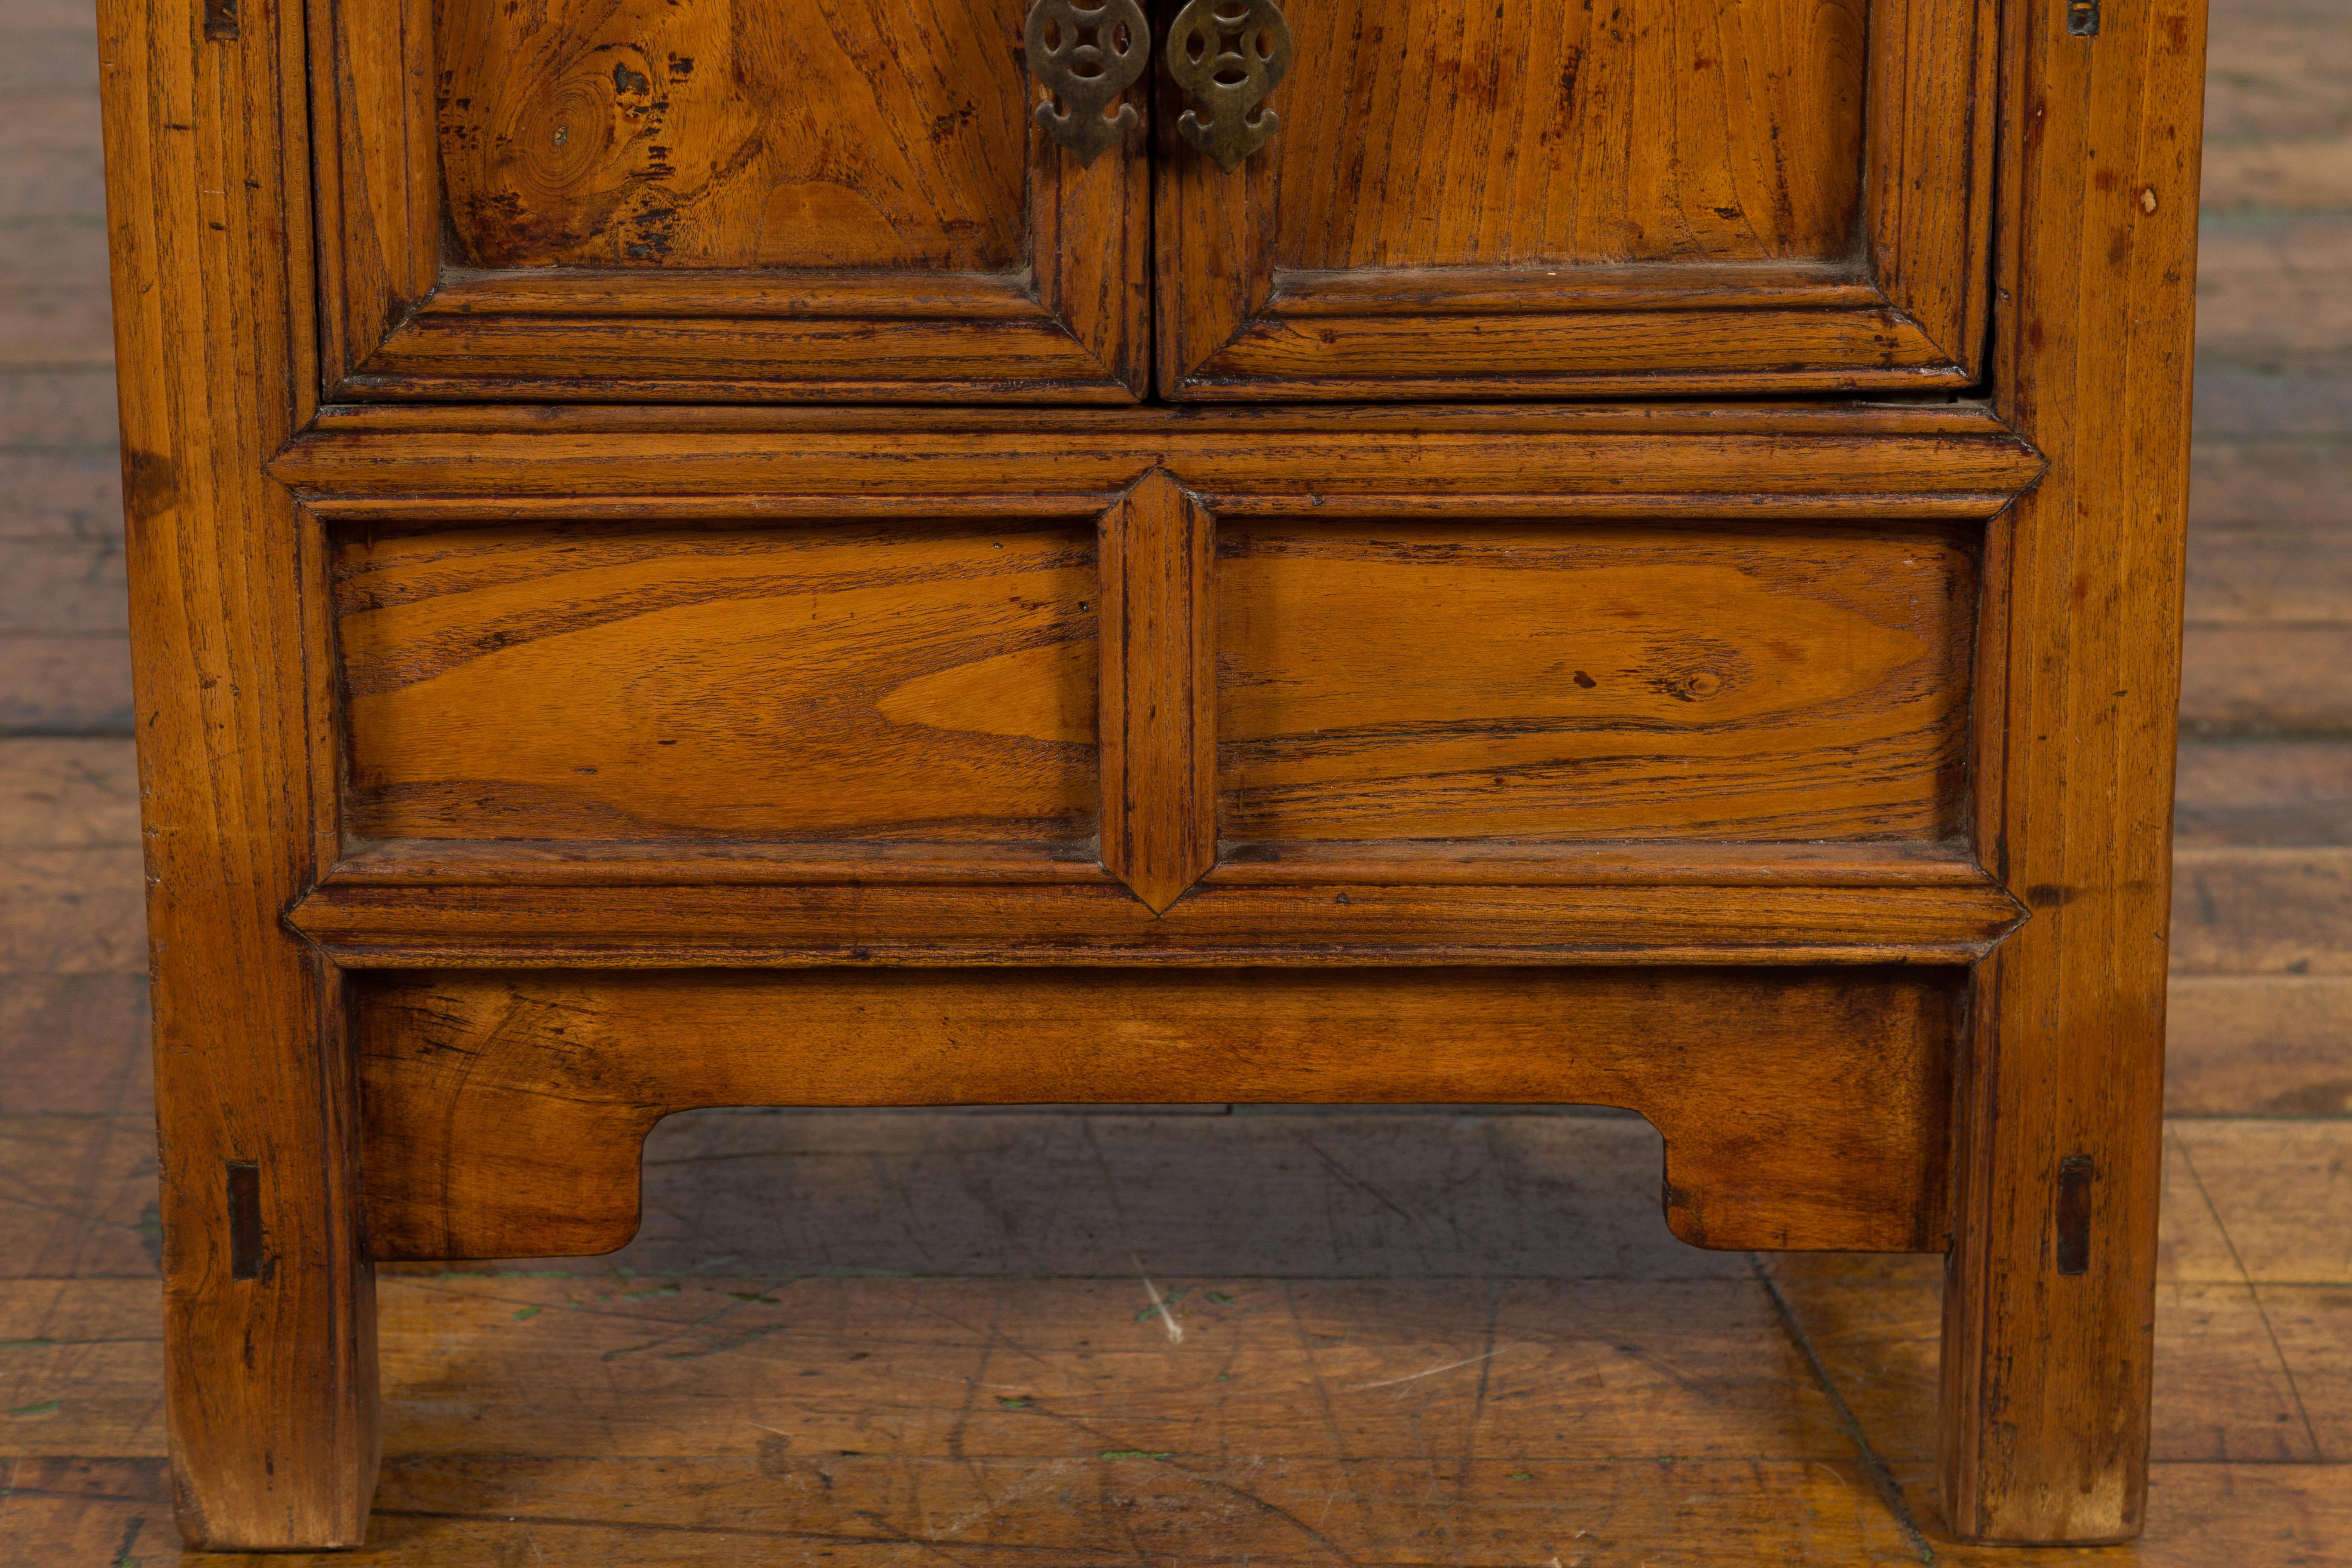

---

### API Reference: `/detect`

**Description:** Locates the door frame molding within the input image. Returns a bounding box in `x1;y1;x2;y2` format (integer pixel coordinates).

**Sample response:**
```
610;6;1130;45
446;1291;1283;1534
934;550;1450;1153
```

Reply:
306;0;1152;402
1157;0;2000;399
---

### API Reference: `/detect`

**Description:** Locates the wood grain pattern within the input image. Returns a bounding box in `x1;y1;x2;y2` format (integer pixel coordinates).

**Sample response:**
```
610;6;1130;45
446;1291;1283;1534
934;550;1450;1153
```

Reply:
99;0;381;1546
1189;305;1967;398
1867;0;1999;369
1156;0;1994;398
1217;521;1977;843
311;0;438;410
1271;0;1866;271
353;966;1960;1259
312;0;1149;401
270;408;2047;517
287;873;2028;966
332;519;1099;844
320;835;1991;887
1097;473;1216;913
435;0;1028;271
1938;0;2209;1542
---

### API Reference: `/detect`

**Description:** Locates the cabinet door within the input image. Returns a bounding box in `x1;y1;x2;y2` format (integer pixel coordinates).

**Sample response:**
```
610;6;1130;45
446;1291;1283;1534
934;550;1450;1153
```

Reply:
314;0;1149;401
1157;0;1993;398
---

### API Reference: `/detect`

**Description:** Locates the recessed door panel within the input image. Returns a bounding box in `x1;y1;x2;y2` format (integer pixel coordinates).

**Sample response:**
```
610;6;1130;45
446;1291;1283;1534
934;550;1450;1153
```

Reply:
333;521;1100;843
1158;0;1994;398
315;0;1149;400
1272;0;1866;271
436;0;1031;272
1217;521;1978;842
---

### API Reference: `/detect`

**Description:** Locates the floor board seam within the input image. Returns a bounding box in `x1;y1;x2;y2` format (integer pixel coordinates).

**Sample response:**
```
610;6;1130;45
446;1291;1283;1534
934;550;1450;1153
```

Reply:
1751;1253;1937;1564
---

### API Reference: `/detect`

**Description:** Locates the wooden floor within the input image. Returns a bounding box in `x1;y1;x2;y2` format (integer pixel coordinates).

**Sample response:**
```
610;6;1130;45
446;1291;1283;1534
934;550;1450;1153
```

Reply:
3;0;2348;1560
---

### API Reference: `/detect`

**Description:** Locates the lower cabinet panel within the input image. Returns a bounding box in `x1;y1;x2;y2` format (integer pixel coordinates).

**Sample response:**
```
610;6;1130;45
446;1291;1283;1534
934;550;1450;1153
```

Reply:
1218;520;1978;842
328;513;1978;857
333;519;1099;844
355;965;1960;1260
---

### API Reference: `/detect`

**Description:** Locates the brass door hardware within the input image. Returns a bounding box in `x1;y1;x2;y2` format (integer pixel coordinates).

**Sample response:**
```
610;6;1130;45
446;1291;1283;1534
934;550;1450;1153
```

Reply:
1024;0;1152;165
1167;0;1292;171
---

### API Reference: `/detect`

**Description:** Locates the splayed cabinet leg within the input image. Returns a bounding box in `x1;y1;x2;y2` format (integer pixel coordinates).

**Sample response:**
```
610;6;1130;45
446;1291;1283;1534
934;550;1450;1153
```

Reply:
156;964;380;1548
1934;0;2205;1539
1937;954;2166;1543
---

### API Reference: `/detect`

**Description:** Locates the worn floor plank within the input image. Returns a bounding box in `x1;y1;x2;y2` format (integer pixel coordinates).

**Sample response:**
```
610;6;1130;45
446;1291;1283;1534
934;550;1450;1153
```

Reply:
2182;631;2352;738
2168;1121;2352;1285
2176;741;2352;845
0;1117;157;1282
0;847;142;977
2171;848;2352;973
472;1108;1746;1285
2169;976;2352;1116
2195;214;2352;373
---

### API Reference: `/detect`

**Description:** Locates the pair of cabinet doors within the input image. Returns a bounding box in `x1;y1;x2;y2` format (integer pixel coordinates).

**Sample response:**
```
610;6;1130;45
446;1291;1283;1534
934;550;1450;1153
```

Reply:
320;0;1994;403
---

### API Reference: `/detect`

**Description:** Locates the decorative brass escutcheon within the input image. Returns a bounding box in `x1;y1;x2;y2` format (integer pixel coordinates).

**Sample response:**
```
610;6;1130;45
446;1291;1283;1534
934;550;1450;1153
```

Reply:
1024;0;1152;165
1166;0;1292;172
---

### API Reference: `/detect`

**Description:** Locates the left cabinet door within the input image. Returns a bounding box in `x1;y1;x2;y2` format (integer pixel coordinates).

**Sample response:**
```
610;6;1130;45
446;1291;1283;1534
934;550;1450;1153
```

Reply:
315;0;1150;401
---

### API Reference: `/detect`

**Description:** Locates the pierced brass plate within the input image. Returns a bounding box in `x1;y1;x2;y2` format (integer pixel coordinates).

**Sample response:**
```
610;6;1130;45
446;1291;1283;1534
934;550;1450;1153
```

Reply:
1024;0;1152;165
1166;0;1292;172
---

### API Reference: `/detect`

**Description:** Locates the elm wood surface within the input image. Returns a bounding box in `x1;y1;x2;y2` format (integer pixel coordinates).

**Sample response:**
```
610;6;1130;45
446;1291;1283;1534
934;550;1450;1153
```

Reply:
1156;0;1997;398
334;518;1101;844
434;0;1030;272
97;0;380;1547
353;967;1961;1261
40;0;2352;1551
286;876;2030;967
1217;520;1977;844
316;0;1150;401
328;506;1982;867
309;0;2001;402
1096;472;1217;913
1936;0;2208;1543
269;404;2047;518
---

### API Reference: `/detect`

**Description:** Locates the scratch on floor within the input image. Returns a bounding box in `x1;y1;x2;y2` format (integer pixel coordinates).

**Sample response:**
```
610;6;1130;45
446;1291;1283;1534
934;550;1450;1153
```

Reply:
1345;1345;1512;1393
1136;1266;1185;1343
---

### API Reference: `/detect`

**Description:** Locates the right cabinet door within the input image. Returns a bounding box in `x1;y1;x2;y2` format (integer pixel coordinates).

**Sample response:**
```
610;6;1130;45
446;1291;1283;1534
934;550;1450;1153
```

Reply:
1155;0;1993;399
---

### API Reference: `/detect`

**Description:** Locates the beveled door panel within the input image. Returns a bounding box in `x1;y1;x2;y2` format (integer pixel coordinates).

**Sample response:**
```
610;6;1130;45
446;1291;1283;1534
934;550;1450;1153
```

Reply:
314;0;1149;401
1157;0;1995;398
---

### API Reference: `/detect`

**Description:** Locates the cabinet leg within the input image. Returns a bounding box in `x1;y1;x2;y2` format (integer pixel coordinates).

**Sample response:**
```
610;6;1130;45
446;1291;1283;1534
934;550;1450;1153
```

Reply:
1937;954;2164;1543
158;961;380;1549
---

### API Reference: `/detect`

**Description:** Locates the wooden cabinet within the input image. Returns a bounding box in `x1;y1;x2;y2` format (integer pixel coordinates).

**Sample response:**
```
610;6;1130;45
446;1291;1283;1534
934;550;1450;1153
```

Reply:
99;0;2208;1550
